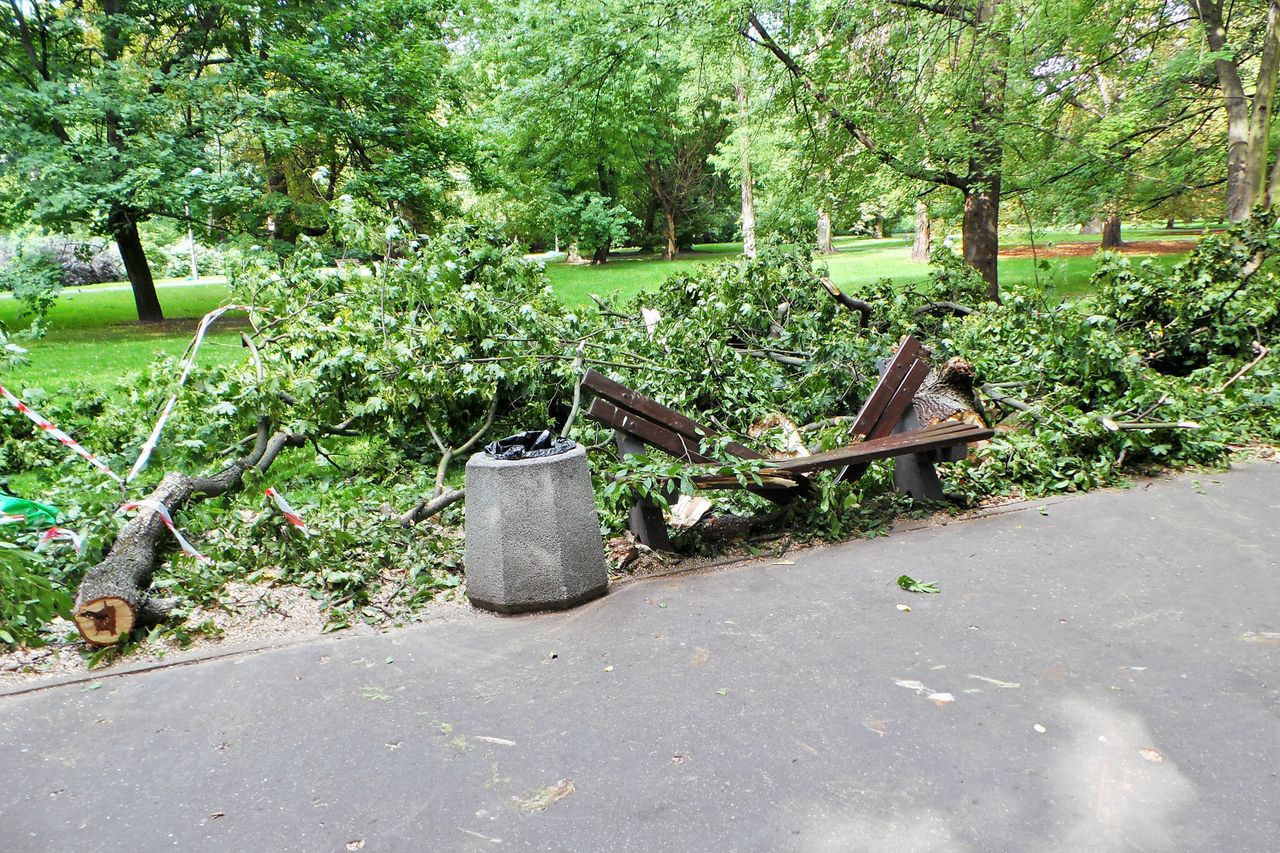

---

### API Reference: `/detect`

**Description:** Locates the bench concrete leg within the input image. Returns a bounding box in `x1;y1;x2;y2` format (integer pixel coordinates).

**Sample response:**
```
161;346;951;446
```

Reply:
615;432;673;551
890;404;948;502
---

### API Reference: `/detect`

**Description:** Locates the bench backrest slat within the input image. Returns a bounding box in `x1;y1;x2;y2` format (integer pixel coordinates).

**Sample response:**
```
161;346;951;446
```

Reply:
844;336;923;438
585;398;714;463
581;368;765;460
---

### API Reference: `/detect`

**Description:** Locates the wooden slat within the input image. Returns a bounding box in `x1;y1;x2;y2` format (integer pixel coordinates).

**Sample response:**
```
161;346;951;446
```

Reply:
586;399;712;463
868;358;930;440
844;336;923;438
771;423;992;476
581;368;765;460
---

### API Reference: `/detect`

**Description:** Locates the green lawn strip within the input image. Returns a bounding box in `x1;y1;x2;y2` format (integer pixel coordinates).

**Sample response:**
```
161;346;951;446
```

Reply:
2;233;1196;392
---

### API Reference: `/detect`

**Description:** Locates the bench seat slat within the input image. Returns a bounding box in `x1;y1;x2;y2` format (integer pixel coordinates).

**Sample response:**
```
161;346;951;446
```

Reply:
770;422;992;475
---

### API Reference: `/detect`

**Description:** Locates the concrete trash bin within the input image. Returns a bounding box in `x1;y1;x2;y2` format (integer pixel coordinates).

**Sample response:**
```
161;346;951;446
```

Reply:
464;443;608;613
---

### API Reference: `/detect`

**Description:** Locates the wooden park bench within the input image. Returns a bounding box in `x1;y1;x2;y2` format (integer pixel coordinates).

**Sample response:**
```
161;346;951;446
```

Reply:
582;335;994;549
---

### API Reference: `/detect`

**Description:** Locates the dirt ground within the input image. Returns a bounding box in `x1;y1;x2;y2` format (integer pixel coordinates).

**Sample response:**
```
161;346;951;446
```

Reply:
999;238;1199;258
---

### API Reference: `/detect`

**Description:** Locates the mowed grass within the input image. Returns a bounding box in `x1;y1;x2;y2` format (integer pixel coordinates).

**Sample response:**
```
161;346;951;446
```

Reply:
2;229;1195;394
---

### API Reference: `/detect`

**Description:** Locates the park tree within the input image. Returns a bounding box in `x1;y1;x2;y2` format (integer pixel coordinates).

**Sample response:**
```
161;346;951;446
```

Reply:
0;1;246;321
0;1;474;321
1189;0;1280;220
744;1;1012;298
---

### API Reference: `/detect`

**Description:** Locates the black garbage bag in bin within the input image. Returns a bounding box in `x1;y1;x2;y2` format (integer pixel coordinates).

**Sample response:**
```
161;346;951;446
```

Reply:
484;430;577;461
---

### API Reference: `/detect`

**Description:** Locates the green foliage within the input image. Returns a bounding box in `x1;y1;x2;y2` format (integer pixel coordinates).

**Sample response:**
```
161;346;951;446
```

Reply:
1093;214;1280;375
0;248;62;333
0;540;72;648
897;575;939;594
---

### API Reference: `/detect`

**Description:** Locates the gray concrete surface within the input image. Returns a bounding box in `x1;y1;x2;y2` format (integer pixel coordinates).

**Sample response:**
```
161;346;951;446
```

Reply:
2;464;1278;852
464;445;608;613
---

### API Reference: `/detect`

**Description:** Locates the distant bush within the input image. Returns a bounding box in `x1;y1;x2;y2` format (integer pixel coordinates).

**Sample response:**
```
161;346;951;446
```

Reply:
0;236;122;287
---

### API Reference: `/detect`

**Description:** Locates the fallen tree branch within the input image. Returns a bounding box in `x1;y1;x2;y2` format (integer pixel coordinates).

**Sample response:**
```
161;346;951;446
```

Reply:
1100;418;1200;431
73;422;309;646
1215;341;1270;394
915;301;975;317
399;488;466;527
819;277;872;327
980;383;1042;423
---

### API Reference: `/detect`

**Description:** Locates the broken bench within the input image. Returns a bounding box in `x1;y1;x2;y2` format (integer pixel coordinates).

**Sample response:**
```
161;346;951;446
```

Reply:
582;335;993;549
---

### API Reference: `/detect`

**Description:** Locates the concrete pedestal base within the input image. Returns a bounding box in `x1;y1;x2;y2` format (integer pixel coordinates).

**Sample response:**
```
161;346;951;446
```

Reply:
464;444;608;613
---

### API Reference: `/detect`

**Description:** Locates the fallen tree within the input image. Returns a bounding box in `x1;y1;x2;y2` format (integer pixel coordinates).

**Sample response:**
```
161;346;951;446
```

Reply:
73;422;305;645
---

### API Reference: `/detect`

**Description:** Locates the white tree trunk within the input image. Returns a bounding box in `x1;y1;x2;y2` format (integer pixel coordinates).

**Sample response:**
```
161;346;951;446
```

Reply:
816;208;835;255
911;201;931;262
737;80;757;260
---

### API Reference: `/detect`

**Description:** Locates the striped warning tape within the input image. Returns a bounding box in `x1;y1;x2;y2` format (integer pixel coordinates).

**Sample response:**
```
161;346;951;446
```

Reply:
127;304;251;483
119;499;209;562
38;527;86;555
264;488;312;536
0;384;124;483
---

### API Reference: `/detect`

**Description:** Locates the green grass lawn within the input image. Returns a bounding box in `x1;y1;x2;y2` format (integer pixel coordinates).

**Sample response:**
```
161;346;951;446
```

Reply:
1;230;1195;394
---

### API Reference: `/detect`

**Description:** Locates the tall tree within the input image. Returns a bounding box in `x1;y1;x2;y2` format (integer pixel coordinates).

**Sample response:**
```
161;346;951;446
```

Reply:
1190;0;1280;219
745;2;1010;299
0;1;241;320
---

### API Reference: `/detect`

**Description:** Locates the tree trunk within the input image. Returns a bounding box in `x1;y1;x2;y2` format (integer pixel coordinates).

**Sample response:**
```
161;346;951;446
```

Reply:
816;208;835;254
109;207;164;322
591;243;610;265
1101;213;1124;249
663;205;677;261
74;428;302;645
1166;217;1176;229
639;197;658;254
735;79;758;260
1193;0;1280;220
962;181;1000;301
911;201;932;262
566;243;583;264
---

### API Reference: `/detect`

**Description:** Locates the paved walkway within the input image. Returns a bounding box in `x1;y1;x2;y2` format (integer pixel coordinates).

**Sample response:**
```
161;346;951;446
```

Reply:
2;464;1278;852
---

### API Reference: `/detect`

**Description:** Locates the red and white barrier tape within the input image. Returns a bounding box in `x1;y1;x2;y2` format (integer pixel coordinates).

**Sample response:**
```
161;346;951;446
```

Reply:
0;513;25;525
119;499;209;562
127;304;251;483
0;384;124;483
38;527;86;555
264;488;312;536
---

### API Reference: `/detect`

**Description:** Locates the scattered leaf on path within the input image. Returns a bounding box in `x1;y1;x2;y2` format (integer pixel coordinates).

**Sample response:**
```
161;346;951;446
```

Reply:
1034;724;1047;734
1139;747;1164;763
897;575;939;594
896;604;911;612
514;779;575;813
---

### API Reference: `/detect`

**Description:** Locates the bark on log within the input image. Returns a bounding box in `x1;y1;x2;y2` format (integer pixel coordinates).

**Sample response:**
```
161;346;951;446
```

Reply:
73;425;303;645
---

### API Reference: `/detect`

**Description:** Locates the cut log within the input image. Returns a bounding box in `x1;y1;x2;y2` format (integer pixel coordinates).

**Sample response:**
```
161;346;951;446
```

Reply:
73;425;304;645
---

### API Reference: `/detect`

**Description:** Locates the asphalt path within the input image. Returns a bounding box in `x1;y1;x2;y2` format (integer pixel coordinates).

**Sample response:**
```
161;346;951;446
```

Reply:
2;464;1277;852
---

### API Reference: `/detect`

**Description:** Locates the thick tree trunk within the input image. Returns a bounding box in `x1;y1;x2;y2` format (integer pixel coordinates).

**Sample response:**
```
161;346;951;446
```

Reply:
74;428;302;645
566;243;583;263
816;208;835;254
962;181;1000;301
591;243;610;265
1194;0;1280;220
1166;217;1176;229
1101;213;1124;249
109;207;164;322
911;201;931;262
1080;217;1103;234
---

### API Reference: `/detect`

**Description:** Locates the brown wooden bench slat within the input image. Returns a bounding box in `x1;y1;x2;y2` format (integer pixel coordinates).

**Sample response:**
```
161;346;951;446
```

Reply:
586;398;715;463
844;335;923;438
837;357;933;484
704;423;992;481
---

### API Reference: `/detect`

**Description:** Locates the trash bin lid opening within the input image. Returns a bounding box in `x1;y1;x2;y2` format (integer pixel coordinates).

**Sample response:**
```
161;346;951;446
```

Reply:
483;429;578;460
